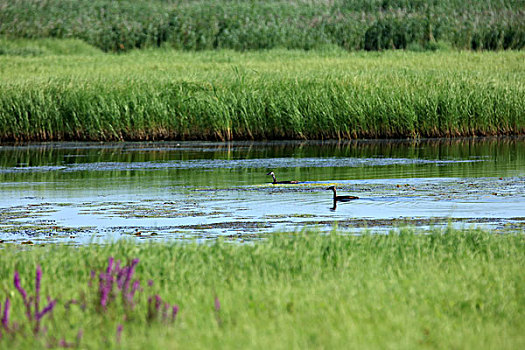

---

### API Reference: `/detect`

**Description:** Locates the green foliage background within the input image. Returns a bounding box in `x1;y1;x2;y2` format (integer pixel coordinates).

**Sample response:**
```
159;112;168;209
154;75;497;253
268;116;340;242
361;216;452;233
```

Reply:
1;0;524;52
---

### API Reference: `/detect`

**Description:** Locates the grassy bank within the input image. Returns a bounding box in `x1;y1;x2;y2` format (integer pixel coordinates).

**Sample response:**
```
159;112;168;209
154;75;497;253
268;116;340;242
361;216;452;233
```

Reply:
0;229;523;349
0;0;524;52
0;44;523;141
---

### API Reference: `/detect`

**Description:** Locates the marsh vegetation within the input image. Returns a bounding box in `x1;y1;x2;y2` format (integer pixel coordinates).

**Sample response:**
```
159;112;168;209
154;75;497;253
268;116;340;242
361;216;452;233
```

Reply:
1;0;524;52
0;44;523;141
1;230;524;349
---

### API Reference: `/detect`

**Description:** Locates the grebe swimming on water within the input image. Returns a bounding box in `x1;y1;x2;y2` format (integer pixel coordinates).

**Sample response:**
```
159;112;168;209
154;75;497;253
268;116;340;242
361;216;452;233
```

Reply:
327;186;359;201
266;171;299;184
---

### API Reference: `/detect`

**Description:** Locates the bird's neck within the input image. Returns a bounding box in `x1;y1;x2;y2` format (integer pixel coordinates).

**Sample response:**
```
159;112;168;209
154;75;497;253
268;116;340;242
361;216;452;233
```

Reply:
271;173;277;183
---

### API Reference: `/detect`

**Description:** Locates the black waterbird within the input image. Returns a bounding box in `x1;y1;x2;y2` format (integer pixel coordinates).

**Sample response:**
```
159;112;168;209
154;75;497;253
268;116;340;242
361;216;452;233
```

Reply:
327;186;359;202
266;171;299;184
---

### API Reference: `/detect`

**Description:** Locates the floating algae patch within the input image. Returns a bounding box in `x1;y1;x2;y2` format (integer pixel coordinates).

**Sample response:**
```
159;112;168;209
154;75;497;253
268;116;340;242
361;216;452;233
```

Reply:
302;217;525;229
0;223;97;245
77;200;231;219
264;213;320;219
176;221;273;231
0;204;58;223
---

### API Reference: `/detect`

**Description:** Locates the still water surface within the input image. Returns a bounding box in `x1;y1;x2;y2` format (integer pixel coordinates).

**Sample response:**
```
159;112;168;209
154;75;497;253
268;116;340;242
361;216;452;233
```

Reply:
0;138;523;244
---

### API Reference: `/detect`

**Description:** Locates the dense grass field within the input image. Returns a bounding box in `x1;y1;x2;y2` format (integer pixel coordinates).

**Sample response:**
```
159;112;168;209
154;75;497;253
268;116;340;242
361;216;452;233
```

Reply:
0;229;523;349
0;39;523;141
0;0;524;52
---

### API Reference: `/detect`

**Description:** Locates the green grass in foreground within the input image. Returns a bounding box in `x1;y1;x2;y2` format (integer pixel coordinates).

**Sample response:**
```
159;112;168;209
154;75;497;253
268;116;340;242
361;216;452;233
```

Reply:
0;42;523;141
0;228;524;349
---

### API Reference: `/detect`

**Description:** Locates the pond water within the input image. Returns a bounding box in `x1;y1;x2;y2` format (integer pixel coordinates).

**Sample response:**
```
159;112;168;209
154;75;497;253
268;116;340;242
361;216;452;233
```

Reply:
0;138;523;244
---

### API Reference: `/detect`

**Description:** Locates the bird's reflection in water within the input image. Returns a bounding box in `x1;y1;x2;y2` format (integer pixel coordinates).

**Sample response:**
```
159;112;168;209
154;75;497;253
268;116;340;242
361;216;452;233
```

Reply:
327;186;359;211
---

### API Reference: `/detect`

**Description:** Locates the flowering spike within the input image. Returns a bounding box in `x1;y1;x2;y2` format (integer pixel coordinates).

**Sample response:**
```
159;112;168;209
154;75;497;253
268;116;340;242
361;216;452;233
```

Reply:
1;297;10;331
35;266;42;315
122;259;139;293
106;257;114;274
99;268;117;310
172;305;179;322
214;296;221;312
131;280;140;294
162;303;170;320
116;324;123;343
125;280;141;307
35;300;56;321
14;271;27;300
155;295;162;312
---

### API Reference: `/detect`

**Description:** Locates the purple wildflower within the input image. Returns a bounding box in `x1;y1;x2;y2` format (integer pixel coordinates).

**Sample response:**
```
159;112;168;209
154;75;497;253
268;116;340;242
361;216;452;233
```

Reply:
147;279;154;287
99;272;114;309
14;272;27;300
125;280;141;307
116;324;123;343
35;265;42;315
14;271;33;321
116;267;126;290
58;338;71;348
214;296;222;327
1;297;10;331
106;257;114;274
147;295;163;322
131;280;140;294
155;294;162;312
162;303;169;320
214;296;221;312
172;305;179;321
122;259;139;293
36;299;56;321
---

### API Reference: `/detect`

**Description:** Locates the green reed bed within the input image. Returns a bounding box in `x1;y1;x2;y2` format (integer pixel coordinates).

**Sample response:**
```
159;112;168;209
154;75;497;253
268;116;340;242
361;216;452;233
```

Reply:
0;0;524;52
0;228;523;349
0;45;523;141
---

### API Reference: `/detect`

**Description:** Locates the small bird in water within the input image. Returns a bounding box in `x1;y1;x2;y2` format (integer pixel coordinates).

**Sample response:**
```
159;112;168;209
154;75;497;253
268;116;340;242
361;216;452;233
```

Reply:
266;171;299;184
327;186;359;202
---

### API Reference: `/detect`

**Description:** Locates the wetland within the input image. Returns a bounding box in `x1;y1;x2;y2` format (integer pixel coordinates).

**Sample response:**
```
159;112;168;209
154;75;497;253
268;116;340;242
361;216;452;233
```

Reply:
1;1;524;348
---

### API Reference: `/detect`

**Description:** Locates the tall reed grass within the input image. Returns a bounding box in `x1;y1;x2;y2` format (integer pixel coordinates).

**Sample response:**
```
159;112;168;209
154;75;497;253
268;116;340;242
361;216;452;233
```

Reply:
0;0;523;52
0;48;523;141
0;228;523;349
